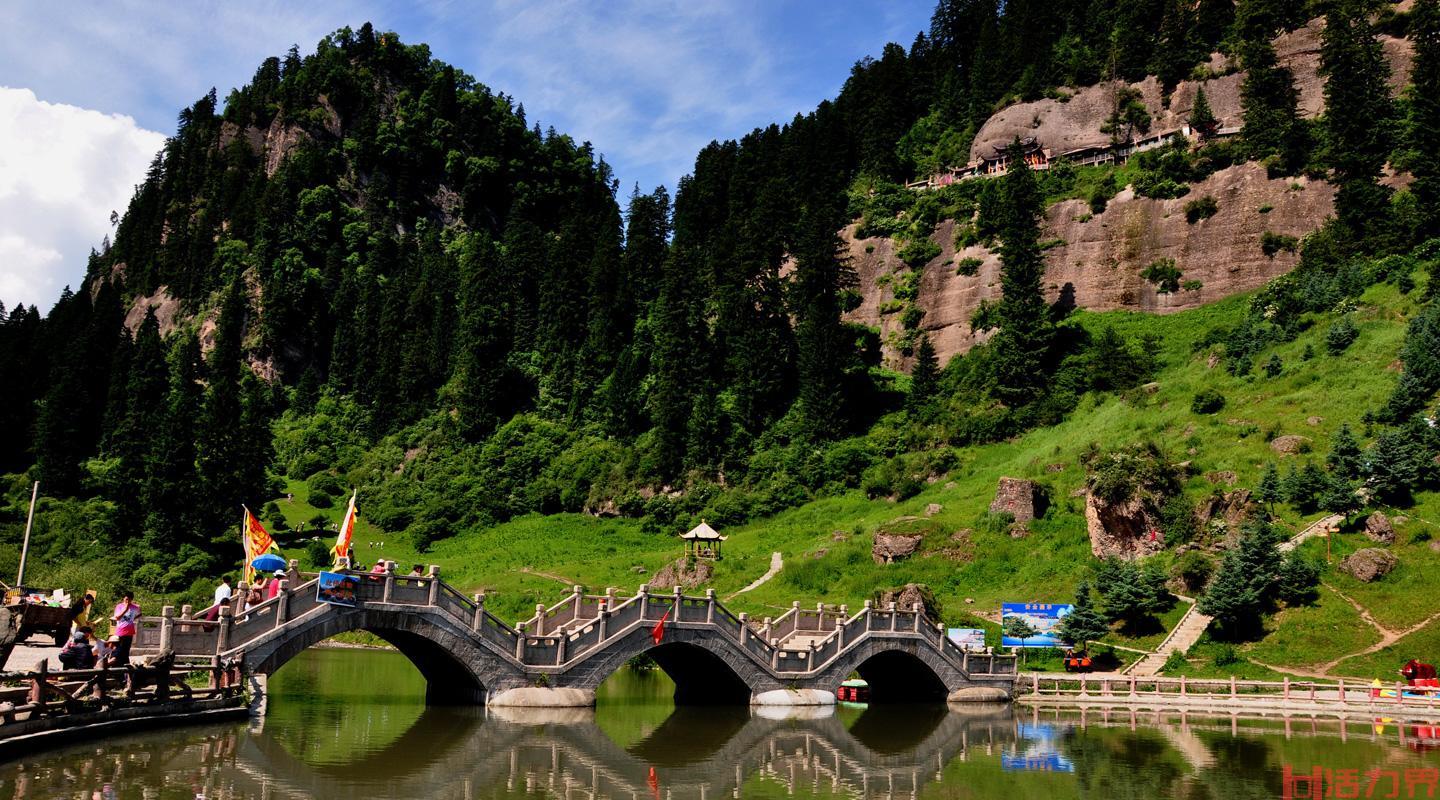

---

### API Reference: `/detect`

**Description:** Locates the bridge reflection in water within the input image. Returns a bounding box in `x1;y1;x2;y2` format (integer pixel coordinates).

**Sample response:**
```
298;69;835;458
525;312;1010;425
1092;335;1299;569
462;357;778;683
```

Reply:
0;702;1018;799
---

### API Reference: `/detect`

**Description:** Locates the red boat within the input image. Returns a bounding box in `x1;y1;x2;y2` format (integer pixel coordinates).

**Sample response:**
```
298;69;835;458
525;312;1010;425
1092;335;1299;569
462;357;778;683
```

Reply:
836;679;869;703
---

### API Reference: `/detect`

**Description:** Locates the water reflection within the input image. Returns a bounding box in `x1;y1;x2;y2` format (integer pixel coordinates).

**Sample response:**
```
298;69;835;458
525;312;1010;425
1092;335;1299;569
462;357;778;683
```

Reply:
2;649;1437;799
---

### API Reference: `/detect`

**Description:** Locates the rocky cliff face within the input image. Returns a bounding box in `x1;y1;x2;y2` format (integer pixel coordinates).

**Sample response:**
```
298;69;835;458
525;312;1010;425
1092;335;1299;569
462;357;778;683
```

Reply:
844;162;1334;366
968;20;1412;162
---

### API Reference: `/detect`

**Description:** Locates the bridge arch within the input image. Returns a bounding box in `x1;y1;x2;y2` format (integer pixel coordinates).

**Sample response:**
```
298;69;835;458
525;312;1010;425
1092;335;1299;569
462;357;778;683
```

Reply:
562;623;777;704
817;638;963;703
241;606;528;705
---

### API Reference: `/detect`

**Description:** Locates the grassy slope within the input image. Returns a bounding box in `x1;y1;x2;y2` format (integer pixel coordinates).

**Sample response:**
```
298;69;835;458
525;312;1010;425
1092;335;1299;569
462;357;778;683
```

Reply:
260;269;1436;681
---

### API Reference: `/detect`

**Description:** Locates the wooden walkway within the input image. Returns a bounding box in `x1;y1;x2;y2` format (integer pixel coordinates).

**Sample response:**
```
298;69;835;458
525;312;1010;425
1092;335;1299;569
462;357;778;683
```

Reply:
1018;672;1440;721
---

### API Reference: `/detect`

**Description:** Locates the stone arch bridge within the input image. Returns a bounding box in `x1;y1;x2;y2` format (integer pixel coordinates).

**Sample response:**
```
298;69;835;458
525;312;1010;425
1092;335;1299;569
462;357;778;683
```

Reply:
132;564;1016;708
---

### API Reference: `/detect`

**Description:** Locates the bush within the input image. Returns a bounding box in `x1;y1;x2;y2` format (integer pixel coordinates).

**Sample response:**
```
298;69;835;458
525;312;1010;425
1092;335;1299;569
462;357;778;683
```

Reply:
308;488;335;509
1191;389;1226;414
305;540;330;568
1212;644;1241;667
1141;258;1183;293
955;257;983;276
900;305;926;330
896;236;941;267
1173;551;1214;593
1261;231;1299;258
1325;316;1359;355
1185;195;1219;223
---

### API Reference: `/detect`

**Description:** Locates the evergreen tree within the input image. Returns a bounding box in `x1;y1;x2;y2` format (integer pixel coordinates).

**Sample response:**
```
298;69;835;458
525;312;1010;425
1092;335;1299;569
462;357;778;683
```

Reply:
908;335;940;412
990;138;1054;406
792;199;855;440
1199;520;1283;637
1283;462;1330;512
1255;462;1283;515
141;333;203;555
1239;38;1305;173
1410;0;1440;240
195;267;266;534
1319;475;1360;523
1056;578;1111;651
1095;558;1171;629
1320;0;1395;247
452;232;511;440
1366;423;1430;505
1326;423;1363;480
1189;85;1218;138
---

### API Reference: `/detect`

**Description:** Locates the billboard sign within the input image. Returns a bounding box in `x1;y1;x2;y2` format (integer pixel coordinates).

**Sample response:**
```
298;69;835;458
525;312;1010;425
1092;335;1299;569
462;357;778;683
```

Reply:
947;628;987;651
316;571;360;607
1001;602;1073;648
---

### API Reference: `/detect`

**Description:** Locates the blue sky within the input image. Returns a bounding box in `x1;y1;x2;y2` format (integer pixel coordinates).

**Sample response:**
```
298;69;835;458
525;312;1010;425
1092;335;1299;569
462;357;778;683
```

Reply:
0;1;932;311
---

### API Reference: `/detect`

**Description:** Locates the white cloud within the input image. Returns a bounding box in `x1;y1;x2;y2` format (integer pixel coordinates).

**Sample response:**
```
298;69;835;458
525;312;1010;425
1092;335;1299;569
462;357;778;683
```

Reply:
0;87;165;311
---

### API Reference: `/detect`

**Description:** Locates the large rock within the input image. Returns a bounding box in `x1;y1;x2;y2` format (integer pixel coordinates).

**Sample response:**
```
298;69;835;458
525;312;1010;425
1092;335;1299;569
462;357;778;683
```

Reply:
1270;435;1312;455
872;534;924;564
988;477;1046;523
1085;492;1165;560
1364;512;1396;545
873;584;942;622
649;557;714;590
1340;548;1398;583
1195;489;1256;532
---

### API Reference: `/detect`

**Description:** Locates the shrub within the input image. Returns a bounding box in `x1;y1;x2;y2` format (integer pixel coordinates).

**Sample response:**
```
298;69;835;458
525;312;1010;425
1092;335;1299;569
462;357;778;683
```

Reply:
308;488;334;509
1263;354;1283;378
1325;316;1359;355
1191;388;1226;414
896;236;941;267
900;305;926;330
305;539;330;568
955;257;983;276
1212;644;1241;667
1141;258;1183;293
1261;231;1299;258
1185;195;1219;223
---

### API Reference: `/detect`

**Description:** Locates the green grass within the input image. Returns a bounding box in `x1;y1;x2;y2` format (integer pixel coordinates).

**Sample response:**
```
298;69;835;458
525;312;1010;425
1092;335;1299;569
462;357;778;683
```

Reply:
1240;586;1381;669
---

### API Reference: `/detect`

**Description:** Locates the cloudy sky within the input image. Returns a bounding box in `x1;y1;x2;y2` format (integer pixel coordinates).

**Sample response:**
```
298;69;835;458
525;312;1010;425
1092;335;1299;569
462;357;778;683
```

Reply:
0;0;931;313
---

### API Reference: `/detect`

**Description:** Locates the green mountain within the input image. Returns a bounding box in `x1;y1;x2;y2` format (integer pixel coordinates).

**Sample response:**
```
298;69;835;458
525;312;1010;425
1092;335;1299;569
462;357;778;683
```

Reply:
3;1;1440;677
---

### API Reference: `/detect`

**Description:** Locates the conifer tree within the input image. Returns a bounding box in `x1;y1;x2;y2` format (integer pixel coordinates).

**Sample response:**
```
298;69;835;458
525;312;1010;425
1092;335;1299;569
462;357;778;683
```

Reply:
1321;0;1395;246
453;232;510;440
1255;462;1283;515
142;333;203;555
1189;85;1217;138
1239;38;1305;173
1411;0;1440;241
792;199;855;440
908;335;940;412
1200;521;1282;637
990;138;1053;406
1326;423;1363;480
1056;579;1110;651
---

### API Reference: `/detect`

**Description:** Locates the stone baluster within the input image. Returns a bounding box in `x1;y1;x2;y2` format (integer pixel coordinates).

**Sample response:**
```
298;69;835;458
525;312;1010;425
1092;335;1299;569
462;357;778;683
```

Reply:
180;604;193;620
557;629;567;666
673;585;683;622
888;602;898;631
216;605;233;654
837;605;848;649
534;603;547;635
427;565;441;605
515;624;527;662
232;583;247;615
159;606;175;653
638;584;650;619
287;558;301;587
382;564;396;603
598;604;610;642
738;613;749;646
274;583;290;627
706;589;716;625
762;617;772;640
572;584;584;619
913;603;923;632
472;593;485;631
863;600;873;631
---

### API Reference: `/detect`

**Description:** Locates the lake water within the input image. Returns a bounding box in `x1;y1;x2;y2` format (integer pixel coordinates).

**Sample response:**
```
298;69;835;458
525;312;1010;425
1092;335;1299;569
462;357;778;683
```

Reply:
3;647;1438;798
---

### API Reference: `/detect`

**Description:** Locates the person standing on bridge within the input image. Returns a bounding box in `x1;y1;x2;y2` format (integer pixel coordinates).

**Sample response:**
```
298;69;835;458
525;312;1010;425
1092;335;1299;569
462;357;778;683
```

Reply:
110;591;140;665
267;570;284;600
208;576;233;621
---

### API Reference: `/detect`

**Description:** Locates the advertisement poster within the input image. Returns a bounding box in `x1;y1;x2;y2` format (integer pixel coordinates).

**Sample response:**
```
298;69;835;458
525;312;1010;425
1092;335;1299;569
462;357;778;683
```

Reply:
316;571;360;607
947;628;987;651
1000;602;1073;648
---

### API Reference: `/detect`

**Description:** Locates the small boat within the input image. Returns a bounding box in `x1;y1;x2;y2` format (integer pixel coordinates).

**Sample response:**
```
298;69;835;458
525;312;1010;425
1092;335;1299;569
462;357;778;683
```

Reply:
836;679;869;703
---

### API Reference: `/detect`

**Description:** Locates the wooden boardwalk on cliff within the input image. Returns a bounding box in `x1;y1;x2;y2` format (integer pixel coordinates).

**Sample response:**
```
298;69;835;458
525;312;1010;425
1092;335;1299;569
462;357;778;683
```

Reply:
130;564;1016;706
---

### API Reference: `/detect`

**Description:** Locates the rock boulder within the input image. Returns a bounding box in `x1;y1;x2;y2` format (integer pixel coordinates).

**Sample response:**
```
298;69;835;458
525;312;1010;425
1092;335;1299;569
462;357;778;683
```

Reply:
989;477;1047;523
1340;548;1398;583
872;534;924;564
873;584;942;623
1270;435;1312;455
1364;512;1396;545
1195;489;1256;532
1085;492;1165;560
649;557;713;589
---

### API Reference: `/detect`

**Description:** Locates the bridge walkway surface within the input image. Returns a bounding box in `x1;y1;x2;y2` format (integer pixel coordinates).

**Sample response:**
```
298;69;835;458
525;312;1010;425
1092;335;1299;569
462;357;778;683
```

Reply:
131;562;1016;710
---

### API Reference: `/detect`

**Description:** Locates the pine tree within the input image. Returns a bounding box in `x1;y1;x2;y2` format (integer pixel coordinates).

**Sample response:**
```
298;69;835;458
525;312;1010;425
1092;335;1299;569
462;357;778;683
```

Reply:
792;198;855;440
1411;0;1440;241
1366;424;1428;505
1319;475;1360;523
1189;85;1218;138
1239;38;1305;173
1255;462;1283;514
1199;521;1282;637
1321;0;1395;247
990;138;1054;406
1326;423;1363;480
1057;578;1111;652
908;335;940;412
142;333;203;555
452;232;511;440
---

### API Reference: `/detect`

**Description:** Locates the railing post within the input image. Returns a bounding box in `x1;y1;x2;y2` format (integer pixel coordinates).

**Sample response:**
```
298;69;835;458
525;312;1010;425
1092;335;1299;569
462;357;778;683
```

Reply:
1129;674;1136;696
1283;676;1290;699
913;603;922;632
427;565;441;606
180;604;193;620
1230;675;1237;699
382;568;395;603
1180;675;1186;697
287;558;301;587
557;630;567;666
515;624;526;662
772;646;780;671
863;600;873;631
30;659;48;705
888;602;897;631
573;585;584;618
216;605;233;654
638;584;649;620
738;613;748;646
674;586;683;621
159;606;175;653
706;589;716;624
962;650;969;673
599;606;610;642
274;585;290;628
472;593;485;631
1338;678;1345;703
762;617;772;639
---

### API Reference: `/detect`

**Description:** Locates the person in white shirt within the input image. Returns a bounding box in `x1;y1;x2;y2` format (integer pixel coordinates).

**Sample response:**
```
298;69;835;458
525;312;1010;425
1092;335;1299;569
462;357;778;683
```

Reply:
208;576;233;621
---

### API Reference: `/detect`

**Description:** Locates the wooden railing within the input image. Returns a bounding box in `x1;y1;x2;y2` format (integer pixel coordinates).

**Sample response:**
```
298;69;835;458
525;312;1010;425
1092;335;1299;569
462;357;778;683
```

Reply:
0;655;242;727
1021;673;1440;712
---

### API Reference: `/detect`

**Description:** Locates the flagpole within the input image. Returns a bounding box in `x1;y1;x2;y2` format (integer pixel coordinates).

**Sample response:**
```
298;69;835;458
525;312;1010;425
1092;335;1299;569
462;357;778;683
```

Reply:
15;481;38;586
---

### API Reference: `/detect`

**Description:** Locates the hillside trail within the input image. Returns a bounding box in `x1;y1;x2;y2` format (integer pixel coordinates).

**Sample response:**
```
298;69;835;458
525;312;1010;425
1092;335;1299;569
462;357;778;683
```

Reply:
725;552;783;601
1125;514;1342;677
519;566;577;586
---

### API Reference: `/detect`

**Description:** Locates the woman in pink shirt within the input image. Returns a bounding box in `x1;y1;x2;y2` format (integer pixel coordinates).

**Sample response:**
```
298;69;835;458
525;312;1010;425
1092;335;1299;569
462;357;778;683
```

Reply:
266;570;284;600
111;591;140;665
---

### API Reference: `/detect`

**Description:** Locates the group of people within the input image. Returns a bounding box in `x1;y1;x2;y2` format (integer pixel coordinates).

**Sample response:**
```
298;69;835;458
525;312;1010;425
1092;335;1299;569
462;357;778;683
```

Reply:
56;591;140;671
206;571;288;619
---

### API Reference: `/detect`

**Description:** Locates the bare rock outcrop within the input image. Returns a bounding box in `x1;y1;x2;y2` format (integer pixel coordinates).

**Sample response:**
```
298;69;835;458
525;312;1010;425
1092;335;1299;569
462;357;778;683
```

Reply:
650;557;713;590
873;584;942;623
988;477;1047;523
1364;512;1396;545
873;533;924;564
1085;493;1165;560
1270;435;1312;455
1340;548;1398;583
1195;489;1256;532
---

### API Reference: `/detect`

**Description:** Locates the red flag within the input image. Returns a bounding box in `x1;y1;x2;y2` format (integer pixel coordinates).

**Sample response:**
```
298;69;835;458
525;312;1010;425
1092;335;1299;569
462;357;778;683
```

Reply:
651;606;671;645
647;766;659;800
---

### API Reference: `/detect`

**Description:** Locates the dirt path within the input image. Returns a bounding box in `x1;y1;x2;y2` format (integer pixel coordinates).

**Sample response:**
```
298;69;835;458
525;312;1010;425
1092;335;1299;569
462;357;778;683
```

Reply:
725;552;782;601
1323;607;1440;673
519;566;577;587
